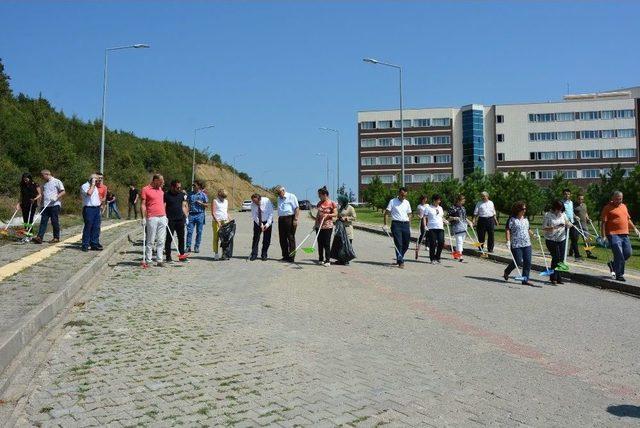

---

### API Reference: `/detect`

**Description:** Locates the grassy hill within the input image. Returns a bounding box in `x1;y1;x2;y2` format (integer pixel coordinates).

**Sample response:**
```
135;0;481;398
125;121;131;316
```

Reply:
0;58;265;218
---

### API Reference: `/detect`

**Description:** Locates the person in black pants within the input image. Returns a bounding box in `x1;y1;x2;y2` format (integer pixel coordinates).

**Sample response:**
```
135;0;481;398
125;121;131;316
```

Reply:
164;180;188;262
424;194;447;263
383;187;413;268
473;191;498;252
276;186;300;262
17;172;41;225
542;200;573;285
250;193;274;261
312;187;337;266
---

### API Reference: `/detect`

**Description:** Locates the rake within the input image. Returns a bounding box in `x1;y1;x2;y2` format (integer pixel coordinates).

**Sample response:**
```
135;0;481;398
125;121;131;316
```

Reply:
1;208;20;236
535;228;554;276
468;223;489;258
381;225;402;260
555;227;570;272
21;201;51;242
505;242;527;282
575;218;595;251
289;227;316;257
302;215;326;254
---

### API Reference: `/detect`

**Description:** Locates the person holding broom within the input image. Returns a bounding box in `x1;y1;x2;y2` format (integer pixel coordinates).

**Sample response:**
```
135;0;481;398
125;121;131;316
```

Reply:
503;201;535;285
448;194;472;262
17;172;41;226
311;186;337;267
383;187;412;268
601;191;637;282
542;200;573;285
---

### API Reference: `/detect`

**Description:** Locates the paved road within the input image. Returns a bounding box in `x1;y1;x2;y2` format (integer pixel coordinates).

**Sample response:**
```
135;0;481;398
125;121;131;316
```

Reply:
3;212;640;426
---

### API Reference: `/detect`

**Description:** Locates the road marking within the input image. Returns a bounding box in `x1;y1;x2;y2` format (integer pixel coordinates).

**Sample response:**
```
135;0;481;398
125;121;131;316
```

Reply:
0;221;134;283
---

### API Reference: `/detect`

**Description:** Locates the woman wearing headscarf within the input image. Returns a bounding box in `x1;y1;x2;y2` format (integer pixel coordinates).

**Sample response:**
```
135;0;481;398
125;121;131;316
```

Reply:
332;195;357;265
337;195;356;244
16;173;41;226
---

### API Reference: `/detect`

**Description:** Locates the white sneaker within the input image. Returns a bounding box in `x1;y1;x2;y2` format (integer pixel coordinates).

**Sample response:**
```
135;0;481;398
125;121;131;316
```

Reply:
323;262;331;267
213;252;219;260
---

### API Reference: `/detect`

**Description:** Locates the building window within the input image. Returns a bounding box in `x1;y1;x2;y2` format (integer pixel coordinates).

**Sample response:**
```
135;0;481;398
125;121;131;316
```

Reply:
361;157;376;166
393;119;412;128
360;138;376;148
616;109;635;119
378;156;394;165
618;148;636;158
540;152;557;160
601;110;615;120
496;115;504;123
581;169;601;179
556;112;574;122
580;130;599;139
557;131;576;140
528;171;536;179
561;170;578;179
529;132;557;141
377;120;393;129
360;121;376;130
413;119;430;127
432;173;452;182
413;136;431;145
414;155;431;164
618;129;636;138
581;150;600;159
378;138;393;147
538;170;556;180
413;174;429;183
434;154;452;164
360;175;373;184
601;129;616;139
496;134;504;143
497;153;505;161
578;111;600;121
602;149;617;158
432;118;451;127
557;151;577;160
379;175;396;184
392;137;411;146
433;135;451;145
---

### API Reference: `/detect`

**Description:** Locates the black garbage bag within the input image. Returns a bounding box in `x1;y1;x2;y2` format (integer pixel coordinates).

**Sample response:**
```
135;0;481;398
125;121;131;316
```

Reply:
219;220;236;258
330;220;356;263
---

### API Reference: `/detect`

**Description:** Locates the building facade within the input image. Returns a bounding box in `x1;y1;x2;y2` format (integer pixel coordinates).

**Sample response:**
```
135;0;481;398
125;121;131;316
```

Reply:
358;87;640;196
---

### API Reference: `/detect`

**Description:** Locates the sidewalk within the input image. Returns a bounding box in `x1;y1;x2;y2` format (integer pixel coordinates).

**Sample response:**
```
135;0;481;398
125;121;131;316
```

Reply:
354;222;640;297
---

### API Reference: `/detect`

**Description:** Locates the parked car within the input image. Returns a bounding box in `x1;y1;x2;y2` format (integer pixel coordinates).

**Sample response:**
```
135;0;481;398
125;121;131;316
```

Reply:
299;200;312;210
240;200;252;212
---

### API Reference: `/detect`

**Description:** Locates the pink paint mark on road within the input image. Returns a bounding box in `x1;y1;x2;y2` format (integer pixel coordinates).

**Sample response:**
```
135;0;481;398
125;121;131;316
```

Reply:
345;268;639;400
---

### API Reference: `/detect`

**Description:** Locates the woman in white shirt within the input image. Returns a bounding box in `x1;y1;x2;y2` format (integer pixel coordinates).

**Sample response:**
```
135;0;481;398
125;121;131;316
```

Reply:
211;189;231;260
473;191;498;253
424;194;448;264
415;195;429;260
542;200;573;285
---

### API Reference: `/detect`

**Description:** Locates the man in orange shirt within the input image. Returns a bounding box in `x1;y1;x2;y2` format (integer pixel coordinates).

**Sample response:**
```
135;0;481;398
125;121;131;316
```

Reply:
601;191;638;282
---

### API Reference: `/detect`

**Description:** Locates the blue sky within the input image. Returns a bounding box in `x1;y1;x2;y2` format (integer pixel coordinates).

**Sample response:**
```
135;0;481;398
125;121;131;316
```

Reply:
1;1;638;200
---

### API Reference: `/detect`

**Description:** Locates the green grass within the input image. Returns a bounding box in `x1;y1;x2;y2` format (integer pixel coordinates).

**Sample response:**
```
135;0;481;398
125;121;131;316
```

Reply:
354;207;640;271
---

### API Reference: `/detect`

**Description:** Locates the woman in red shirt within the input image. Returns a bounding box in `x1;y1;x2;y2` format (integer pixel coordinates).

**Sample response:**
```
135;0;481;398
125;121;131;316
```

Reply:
312;187;337;267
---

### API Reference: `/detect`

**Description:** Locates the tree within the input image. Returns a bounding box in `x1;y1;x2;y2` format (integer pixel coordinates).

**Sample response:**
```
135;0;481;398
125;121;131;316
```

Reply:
491;171;545;220
543;173;579;209
587;165;638;219
0;58;12;99
238;172;252;183
361;176;390;211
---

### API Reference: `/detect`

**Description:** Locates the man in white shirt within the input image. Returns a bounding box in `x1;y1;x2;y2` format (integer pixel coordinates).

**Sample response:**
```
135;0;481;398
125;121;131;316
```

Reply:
276;186;299;262
33;169;66;244
80;173;102;252
473;191;498;252
383;187;412;268
250;193;275;261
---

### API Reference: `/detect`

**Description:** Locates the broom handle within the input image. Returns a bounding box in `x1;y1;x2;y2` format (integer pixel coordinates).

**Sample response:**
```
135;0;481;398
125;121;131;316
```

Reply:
506;242;523;276
536;229;550;270
142;222;147;263
3;208;19;231
446;222;453;254
588;218;600;238
469;223;487;254
563;225;570;263
290;229;315;255
382;225;402;258
309;215;326;250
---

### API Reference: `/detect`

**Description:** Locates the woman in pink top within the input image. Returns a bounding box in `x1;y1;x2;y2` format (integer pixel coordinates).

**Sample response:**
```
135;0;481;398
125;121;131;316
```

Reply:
311;186;337;266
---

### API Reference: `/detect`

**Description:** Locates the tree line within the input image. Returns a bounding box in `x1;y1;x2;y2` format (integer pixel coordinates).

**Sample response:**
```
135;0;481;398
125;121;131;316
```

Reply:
0;58;252;216
362;167;640;221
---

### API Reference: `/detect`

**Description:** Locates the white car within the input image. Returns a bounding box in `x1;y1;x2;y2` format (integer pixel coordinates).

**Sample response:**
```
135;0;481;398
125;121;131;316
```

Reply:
240;200;252;212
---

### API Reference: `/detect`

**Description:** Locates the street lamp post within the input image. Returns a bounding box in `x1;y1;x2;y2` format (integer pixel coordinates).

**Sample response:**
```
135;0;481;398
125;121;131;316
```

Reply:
100;43;150;174
192;125;215;185
319;127;340;197
315;153;329;190
363;57;405;186
231;153;246;208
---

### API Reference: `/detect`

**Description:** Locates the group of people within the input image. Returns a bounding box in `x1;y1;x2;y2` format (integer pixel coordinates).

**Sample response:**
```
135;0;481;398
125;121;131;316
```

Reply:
10;171;638;283
383;187;637;284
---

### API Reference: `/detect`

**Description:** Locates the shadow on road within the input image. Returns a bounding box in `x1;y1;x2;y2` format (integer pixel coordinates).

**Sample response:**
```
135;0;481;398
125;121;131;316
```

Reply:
607;405;640;418
464;275;524;289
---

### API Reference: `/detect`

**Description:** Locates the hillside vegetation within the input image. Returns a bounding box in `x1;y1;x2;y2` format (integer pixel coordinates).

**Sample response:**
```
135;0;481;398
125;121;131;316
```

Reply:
0;58;261;216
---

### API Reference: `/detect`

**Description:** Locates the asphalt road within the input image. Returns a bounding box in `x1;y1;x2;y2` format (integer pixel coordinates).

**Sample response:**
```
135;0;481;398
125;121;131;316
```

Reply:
3;212;640;427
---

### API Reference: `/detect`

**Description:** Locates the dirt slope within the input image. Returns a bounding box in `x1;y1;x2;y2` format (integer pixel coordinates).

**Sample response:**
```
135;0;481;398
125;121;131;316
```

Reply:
195;164;269;208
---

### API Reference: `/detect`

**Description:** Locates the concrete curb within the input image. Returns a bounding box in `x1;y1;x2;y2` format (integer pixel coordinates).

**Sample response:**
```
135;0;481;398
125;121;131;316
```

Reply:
0;227;134;393
354;223;640;298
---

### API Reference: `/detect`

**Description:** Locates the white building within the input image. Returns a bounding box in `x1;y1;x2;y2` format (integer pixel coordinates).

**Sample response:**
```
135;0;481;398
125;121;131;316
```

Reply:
357;87;639;195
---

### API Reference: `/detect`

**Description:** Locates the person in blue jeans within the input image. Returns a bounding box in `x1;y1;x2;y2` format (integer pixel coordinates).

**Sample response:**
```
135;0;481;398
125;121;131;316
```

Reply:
80;174;103;251
503;201;535;286
186;180;208;253
32;169;65;244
